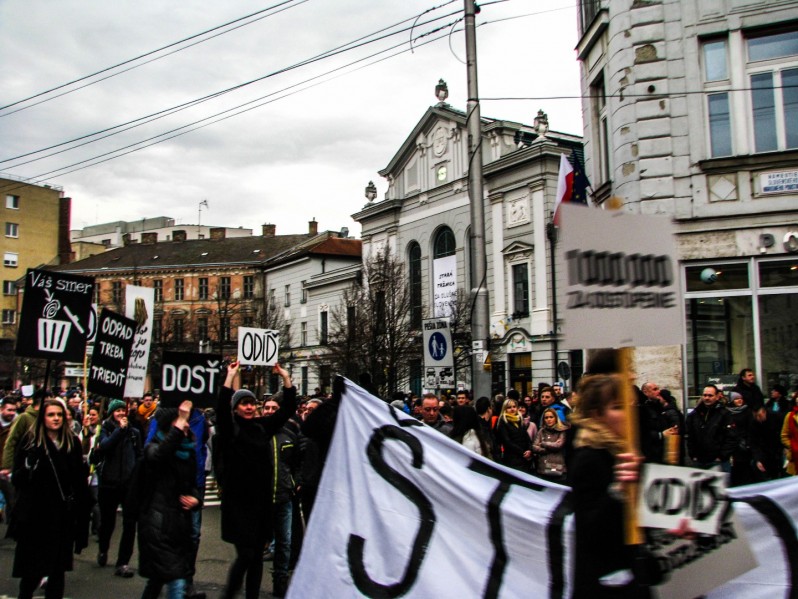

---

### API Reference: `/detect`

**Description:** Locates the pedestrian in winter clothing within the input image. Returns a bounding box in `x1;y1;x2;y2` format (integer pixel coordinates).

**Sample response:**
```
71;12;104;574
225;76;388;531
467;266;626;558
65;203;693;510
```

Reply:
93;398;142;577
685;385;735;472
727;392;755;486
496;398;533;472
532;408;570;481
216;363;296;599
9;397;90;599
781;405;798;476
450;405;491;457
136;401;200;599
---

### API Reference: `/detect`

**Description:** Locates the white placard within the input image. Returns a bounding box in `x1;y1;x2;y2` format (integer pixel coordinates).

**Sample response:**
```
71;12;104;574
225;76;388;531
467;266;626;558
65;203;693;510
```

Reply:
237;327;279;366
559;204;684;349
123;285;154;398
433;255;457;317
639;463;728;535
759;169;798;194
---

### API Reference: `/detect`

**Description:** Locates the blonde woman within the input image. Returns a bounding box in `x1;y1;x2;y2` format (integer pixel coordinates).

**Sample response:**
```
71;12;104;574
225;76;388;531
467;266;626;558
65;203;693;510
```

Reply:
495;398;533;472
532;408;570;481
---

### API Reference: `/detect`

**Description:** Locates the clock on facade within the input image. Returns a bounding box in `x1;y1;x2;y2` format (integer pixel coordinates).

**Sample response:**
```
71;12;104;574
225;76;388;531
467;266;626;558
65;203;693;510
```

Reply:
436;165;447;181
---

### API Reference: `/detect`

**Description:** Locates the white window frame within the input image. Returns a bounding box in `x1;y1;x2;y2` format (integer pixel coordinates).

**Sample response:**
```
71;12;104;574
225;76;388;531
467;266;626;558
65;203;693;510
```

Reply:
5;195;19;210
3;252;18;267
2;309;15;324
5;222;18;238
3;280;15;295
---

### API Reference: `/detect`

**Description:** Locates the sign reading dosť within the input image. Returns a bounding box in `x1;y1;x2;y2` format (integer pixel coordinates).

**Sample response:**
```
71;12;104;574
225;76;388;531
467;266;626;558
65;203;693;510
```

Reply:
238;327;279;366
433;255;457;317
160;351;223;408
16;269;95;362
422;318;454;389
558;204;683;349
123;285;155;398
88;309;137;399
639;464;729;535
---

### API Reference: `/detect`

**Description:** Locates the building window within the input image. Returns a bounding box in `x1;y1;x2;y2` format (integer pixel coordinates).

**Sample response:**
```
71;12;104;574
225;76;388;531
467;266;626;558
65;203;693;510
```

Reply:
3;280;15;295
591;74;611;182
219;277;231;299
301;366;309;397
198;277;208;300
284;284;291;307
153;280;163;302
112;281;122;303
3;252;18;267
153;317;162;343
5;195;19;209
319;311;328;345
708;93;732;157
578;0;601;35
300;321;307;346
174;278;184;301
5;223;18;238
408;242;422;328
2;309;15;324
243;275;254;299
512;263;530;317
433;227;456;259
174;318;184;342
242;316;254;327
300;281;307;304
269;289;276;310
347;305;356;340
197;317;208;342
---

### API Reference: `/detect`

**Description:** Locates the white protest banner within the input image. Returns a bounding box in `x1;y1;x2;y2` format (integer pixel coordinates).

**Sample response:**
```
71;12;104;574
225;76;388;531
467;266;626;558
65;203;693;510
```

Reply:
237;327;279;366
123;285;154;398
433;255;457;317
288;380;798;599
558;203;684;349
639;464;728;535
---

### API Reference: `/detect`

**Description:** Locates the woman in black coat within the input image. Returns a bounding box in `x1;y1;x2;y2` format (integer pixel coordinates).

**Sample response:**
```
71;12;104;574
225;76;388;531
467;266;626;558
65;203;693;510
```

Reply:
495;398;533;471
9;397;90;599
136;400;199;599
216;362;296;599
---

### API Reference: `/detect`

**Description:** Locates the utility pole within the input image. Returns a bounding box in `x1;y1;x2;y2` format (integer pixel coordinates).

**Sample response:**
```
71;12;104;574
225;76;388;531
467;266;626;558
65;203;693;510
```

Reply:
464;0;491;399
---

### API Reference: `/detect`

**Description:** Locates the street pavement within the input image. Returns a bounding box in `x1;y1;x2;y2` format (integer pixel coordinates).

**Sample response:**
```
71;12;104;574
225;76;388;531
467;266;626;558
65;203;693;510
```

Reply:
0;506;279;598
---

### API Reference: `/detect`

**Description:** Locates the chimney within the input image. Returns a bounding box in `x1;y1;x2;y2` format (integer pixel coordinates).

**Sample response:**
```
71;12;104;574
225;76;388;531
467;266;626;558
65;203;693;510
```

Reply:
172;230;187;242
122;233;132;246
58;197;73;264
210;227;226;241
262;223;276;238
309;219;318;236
141;232;158;244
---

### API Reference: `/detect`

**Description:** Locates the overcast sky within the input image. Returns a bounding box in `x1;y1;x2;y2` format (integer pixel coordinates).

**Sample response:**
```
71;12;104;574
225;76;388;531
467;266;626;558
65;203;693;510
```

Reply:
0;0;583;239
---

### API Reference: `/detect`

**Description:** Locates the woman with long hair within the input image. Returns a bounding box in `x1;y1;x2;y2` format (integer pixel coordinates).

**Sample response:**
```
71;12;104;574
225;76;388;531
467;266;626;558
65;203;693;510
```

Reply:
450;406;490;457
532;407;570;482
9;397;89;599
495;398;533;472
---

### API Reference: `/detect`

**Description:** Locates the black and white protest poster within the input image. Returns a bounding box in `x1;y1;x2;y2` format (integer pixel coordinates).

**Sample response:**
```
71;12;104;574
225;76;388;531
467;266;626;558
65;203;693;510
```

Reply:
237;327;279;366
160;351;223;408
87;309;137;399
16;268;95;362
558;204;684;349
123;285;154;398
433;255;457;317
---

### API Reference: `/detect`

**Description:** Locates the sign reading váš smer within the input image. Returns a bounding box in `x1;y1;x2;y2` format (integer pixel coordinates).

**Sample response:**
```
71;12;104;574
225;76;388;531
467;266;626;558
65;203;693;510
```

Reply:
16;268;95;362
558;204;684;349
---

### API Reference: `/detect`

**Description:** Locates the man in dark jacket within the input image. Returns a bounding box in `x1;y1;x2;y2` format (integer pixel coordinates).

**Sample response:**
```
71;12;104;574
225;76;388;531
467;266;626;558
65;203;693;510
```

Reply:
686;385;735;472
420;393;452;435
733;368;765;412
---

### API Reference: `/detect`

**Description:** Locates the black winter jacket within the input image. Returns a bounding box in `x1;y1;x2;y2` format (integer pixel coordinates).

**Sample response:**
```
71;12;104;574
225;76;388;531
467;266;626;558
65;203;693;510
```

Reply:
94;418;142;488
270;418;300;504
686;402;735;463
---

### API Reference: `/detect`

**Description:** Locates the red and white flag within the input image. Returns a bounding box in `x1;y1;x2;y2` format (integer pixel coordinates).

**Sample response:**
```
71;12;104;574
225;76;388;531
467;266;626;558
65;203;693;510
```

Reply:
553;153;574;226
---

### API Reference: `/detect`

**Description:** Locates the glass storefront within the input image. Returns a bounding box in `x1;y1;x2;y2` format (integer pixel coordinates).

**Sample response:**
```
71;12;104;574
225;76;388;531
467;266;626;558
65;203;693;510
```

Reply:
684;258;798;403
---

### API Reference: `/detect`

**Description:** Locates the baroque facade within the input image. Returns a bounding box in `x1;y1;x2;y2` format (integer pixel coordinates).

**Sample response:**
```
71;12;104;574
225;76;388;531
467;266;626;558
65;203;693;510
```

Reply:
577;0;798;402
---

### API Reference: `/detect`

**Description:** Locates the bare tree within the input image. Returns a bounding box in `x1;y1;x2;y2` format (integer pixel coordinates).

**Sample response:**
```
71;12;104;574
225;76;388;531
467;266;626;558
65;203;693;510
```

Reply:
445;288;473;384
326;248;421;398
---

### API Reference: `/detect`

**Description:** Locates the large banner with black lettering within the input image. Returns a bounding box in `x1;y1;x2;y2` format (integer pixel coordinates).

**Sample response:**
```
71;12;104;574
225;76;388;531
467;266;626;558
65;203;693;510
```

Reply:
123;285;155;398
288;380;798;599
160;351;223;408
558;204;684;349
16;268;95;362
87;309;136;399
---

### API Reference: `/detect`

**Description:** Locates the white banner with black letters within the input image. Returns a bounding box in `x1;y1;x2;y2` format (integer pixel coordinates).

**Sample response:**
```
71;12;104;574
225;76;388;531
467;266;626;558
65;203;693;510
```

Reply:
237;327;279;366
288;380;798;599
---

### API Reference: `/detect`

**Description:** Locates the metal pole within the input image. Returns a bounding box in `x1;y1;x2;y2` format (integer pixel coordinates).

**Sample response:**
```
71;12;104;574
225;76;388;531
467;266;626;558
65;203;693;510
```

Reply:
463;0;491;399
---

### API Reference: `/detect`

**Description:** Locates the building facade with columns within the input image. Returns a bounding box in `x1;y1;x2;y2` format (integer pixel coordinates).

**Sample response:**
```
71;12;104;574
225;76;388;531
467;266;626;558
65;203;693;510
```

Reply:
576;0;798;402
354;103;584;397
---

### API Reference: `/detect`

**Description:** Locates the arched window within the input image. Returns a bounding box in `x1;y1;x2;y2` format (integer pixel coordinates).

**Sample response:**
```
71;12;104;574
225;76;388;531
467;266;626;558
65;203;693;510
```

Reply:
408;242;422;328
433;226;456;259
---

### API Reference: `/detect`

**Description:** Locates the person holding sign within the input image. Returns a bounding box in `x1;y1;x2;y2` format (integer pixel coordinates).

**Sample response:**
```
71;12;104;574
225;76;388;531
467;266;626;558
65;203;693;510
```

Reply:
215;362;296;599
570;374;652;598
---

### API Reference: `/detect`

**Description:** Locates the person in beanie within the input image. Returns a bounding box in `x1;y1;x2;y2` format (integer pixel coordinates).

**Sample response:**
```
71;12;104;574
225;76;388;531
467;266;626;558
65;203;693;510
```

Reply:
93;398;142;577
135;401;200;599
216;363;296;599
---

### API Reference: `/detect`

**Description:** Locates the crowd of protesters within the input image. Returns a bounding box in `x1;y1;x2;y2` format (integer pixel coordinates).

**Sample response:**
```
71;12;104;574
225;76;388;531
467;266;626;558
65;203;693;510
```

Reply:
0;362;796;598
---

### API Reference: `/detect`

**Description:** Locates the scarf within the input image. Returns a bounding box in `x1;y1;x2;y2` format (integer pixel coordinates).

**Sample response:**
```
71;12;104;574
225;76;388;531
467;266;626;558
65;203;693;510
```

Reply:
572;418;627;456
503;411;521;425
156;429;194;461
138;402;157;421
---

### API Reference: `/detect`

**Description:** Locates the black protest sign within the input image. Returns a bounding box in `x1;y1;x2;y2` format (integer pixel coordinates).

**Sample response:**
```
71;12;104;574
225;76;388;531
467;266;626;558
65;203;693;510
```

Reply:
160;351;223;408
88;309;137;399
16;269;95;361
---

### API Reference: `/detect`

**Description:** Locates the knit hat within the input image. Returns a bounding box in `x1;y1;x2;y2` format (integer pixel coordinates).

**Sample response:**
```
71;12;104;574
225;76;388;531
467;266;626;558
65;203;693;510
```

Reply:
231;389;257;410
108;399;127;413
728;391;743;404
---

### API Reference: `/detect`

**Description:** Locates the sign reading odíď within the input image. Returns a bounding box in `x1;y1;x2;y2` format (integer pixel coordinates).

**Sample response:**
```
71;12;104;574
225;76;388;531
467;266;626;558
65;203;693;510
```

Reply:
16;268;95;362
160;351;223;408
238;327;279;366
558;204;684;349
88;309;137;399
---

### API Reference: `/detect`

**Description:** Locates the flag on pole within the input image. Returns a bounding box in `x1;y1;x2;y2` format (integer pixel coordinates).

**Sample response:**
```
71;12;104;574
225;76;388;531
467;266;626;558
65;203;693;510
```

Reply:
553;151;590;225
